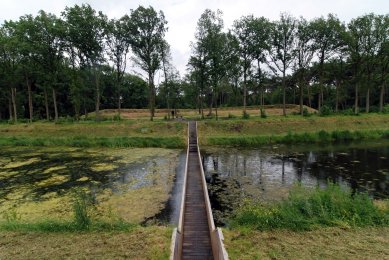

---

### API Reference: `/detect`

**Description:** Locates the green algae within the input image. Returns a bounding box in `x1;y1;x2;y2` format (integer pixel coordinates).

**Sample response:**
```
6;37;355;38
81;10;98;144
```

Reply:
0;146;180;223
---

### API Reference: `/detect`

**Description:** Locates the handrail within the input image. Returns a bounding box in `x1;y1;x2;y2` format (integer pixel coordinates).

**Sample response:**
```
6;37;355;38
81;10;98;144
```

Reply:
196;122;229;260
170;122;189;260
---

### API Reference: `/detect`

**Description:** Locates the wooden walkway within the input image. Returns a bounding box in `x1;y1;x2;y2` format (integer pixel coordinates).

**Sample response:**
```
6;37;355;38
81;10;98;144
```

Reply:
170;121;228;260
181;121;213;259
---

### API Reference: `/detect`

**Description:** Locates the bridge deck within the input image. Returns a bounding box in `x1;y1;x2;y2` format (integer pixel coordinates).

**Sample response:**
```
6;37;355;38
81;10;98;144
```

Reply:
181;121;213;259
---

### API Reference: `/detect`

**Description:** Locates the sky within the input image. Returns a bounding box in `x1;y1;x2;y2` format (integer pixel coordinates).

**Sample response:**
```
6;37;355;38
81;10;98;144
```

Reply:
1;0;388;79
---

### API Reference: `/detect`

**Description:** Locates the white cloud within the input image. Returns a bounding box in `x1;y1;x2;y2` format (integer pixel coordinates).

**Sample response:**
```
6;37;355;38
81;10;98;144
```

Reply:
1;0;388;76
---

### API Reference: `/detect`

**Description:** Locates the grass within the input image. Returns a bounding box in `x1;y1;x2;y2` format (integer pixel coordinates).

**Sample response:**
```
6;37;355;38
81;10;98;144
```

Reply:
0;135;185;148
0;120;186;148
0;226;171;259
207;129;389;147
198;113;389;146
224;227;389;259
230;183;389;231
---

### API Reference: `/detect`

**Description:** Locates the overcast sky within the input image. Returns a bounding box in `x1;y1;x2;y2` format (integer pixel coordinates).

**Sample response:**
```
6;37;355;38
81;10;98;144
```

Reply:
1;0;388;79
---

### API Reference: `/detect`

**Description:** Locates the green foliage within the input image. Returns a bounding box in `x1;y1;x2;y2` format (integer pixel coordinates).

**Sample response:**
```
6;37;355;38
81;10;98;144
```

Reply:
319;105;333;116
227;113;237;119
302;107;310;117
242;111;250;119
230;183;389;231
260;108;267;118
72;190;92;230
383;105;389;114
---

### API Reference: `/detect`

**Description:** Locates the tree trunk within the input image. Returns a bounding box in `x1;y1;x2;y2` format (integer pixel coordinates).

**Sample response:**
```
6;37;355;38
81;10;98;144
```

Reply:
215;94;218;121
53;88;58;122
307;84;312;108
8;96;13;121
95;69;100;122
243;71;247;114
44;87;49;121
335;80;339;113
118;93;122;120
379;85;385;113
148;71;155;121
26;77;33;123
208;91;213;116
11;88;17;122
354;82;359;114
200;92;204;119
365;87;370;113
299;83;304;116
282;70;286;116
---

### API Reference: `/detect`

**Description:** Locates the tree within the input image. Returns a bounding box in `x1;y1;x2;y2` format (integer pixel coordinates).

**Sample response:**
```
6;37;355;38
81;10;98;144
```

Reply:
376;15;389;112
105;15;132;119
129;6;168;121
232;15;255;114
249;16;272;110
311;14;345;111
294;17;315;115
62;4;107;121
267;13;297;116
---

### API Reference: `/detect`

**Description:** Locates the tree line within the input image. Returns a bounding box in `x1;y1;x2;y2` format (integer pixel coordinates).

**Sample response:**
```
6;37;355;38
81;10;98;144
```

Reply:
0;4;173;122
0;5;388;122
187;10;389;118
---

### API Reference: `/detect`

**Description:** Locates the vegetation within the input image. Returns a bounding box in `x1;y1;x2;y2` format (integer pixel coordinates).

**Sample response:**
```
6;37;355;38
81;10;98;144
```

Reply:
0;120;186;148
0;5;387;122
198;113;389;146
230;184;389;231
224;227;389;259
0;227;171;259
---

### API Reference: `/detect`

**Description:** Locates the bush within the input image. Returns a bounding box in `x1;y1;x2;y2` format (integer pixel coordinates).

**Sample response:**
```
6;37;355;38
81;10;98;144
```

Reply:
242;111;250;119
383;104;389;114
341;108;355;115
302;107;310;117
228;113;237;119
260;108;267;118
319;105;333;116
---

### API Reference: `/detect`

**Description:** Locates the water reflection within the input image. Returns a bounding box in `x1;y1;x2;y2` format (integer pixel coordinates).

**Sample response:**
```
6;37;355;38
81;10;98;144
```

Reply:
202;142;389;225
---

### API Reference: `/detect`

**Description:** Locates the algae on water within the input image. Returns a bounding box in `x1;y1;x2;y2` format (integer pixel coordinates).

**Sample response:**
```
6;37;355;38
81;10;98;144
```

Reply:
0;146;180;223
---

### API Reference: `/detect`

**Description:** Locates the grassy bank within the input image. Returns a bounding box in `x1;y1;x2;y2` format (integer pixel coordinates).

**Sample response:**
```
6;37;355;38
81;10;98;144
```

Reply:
198;114;389;146
0;120;186;148
224;227;389;259
0;226;171;259
230;184;389;231
0;135;184;148
208;129;389;146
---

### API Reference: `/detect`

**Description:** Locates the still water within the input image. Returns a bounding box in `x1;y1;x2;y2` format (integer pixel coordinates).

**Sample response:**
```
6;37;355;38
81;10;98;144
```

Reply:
202;141;389;224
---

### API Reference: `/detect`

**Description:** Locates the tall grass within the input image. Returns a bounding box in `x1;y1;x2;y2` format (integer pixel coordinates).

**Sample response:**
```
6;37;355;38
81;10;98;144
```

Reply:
208;129;389;147
0;136;185;149
230;183;389;231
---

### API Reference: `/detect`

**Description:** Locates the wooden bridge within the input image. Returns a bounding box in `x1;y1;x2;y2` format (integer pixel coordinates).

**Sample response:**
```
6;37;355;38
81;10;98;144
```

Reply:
171;121;228;260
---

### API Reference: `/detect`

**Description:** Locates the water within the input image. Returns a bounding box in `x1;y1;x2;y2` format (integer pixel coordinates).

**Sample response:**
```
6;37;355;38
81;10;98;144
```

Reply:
202;141;389;224
0;147;181;222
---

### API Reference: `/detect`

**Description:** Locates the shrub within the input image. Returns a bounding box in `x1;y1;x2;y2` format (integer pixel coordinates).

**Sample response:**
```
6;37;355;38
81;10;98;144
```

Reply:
302;107;310;117
242;111;250;119
260;108;267;118
228;113;237;119
319;105;333;116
